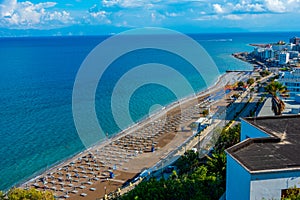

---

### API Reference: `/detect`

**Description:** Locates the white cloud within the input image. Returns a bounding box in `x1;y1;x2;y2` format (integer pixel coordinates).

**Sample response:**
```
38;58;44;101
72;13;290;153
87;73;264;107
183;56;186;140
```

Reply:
0;0;73;29
45;11;71;22
264;0;286;12
210;0;300;15
213;4;224;13
165;12;182;17
211;1;266;14
102;0;147;8
1;0;300;32
233;2;265;12
223;14;243;20
264;0;300;13
151;12;156;21
86;4;112;25
194;15;219;21
0;0;17;18
102;0;118;7
89;11;111;24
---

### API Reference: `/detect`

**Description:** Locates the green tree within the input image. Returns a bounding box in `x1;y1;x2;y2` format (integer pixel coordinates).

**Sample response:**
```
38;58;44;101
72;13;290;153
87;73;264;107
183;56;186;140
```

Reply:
232;93;240;99
176;150;200;175
202;109;209;117
215;124;240;153
265;81;289;115
282;187;300;200
206;152;226;184
247;78;255;86
260;70;271;77
0;191;4;200
170;170;178;180
237;81;244;87
7;188;54;200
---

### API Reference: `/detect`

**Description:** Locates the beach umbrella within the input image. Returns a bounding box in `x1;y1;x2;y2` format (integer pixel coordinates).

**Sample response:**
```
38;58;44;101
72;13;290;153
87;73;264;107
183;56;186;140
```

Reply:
33;183;39;187
79;185;86;189
87;181;93;185
50;180;56;185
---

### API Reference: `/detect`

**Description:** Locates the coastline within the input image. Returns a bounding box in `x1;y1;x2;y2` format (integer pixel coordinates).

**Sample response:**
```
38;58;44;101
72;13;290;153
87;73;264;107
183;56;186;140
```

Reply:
17;71;238;199
17;73;221;187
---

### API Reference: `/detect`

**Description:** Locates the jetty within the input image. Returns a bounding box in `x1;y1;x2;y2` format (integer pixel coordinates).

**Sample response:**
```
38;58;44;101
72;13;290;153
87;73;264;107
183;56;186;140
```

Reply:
226;70;252;73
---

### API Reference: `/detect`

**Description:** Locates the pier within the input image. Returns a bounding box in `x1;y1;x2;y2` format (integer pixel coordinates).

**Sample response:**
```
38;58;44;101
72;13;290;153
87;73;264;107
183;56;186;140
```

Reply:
226;70;253;73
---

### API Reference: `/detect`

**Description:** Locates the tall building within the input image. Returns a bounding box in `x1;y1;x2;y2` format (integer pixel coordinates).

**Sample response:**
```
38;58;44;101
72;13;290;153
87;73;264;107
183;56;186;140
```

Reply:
293;44;300;52
273;44;294;51
226;115;300;200
279;67;300;98
253;47;274;60
289;51;299;59
264;48;275;60
279;52;290;65
290;37;300;45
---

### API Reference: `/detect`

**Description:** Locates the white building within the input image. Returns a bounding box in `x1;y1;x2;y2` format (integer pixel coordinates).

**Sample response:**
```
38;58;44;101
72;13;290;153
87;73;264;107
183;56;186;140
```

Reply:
279;67;300;98
293;44;300;52
226;115;300;200
289;51;299;59
253;47;274;61
290;37;300;45
264;48;275;60
279;52;290;65
273;43;294;51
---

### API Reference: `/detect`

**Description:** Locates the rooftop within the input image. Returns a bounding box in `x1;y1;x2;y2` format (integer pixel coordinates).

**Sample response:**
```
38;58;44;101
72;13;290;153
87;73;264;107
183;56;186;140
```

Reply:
227;115;300;173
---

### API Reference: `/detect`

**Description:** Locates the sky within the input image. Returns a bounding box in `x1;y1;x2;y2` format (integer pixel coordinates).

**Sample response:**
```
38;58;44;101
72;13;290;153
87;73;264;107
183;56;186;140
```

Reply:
0;0;300;36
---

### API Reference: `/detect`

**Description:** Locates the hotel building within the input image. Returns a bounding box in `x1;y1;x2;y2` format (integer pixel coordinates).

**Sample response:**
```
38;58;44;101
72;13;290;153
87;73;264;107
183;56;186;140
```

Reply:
226;115;300;200
279;67;300;98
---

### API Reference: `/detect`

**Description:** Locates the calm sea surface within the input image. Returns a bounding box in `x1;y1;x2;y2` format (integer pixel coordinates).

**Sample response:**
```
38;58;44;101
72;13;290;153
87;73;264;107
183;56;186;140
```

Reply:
0;32;298;190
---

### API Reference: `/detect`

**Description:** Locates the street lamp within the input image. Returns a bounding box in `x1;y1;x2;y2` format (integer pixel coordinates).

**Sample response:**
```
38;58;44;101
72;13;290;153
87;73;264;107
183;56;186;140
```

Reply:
161;159;164;176
198;132;201;158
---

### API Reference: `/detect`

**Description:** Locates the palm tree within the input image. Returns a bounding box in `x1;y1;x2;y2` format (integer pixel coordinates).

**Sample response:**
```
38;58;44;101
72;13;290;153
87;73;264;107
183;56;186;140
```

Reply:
206;152;226;179
265;81;289;115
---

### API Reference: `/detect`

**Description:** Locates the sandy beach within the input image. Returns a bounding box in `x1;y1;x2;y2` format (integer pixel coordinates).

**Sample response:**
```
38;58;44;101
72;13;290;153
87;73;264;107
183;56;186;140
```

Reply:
20;71;246;200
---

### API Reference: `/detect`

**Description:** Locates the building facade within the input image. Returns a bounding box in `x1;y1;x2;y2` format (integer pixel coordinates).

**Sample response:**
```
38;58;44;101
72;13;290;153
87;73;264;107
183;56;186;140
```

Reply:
279;67;300;98
253;47;274;61
289;51;299;59
226;115;300;200
293;44;300;52
290;37;300;45
279;52;290;65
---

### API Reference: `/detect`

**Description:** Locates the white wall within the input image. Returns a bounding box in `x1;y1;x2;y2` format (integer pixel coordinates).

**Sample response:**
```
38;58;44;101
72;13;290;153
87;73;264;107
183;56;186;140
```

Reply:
251;171;300;200
226;155;251;200
240;119;270;141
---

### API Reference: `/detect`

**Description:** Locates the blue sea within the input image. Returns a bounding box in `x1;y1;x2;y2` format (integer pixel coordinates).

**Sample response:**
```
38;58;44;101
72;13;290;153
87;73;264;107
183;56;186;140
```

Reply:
0;32;298;190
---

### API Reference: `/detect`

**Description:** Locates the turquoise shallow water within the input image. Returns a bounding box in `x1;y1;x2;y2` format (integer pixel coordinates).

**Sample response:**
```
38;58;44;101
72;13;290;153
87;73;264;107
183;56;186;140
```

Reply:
0;32;298;190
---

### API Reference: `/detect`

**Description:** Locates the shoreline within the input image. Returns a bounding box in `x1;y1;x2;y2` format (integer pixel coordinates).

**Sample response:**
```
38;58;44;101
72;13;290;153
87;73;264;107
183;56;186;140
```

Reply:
17;71;231;192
